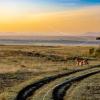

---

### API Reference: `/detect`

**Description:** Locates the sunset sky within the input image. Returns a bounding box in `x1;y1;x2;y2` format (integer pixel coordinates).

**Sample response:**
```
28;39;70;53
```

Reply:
0;0;100;36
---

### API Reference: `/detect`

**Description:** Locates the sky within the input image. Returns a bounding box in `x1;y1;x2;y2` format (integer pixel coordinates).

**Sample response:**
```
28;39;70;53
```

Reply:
0;0;100;36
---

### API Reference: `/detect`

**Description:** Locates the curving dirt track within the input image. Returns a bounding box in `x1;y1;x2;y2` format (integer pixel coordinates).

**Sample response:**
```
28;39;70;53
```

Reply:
16;65;100;100
52;70;100;100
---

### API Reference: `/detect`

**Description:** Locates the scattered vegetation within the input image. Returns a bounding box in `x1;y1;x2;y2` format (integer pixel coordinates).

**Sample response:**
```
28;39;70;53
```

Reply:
89;46;100;58
95;47;100;57
89;48;95;56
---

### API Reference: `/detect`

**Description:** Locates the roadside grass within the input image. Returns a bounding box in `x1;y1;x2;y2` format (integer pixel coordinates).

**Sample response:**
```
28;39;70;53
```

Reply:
65;73;100;100
31;67;100;100
0;70;72;100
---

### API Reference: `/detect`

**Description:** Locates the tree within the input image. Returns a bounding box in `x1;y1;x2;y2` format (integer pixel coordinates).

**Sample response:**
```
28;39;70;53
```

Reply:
96;37;100;40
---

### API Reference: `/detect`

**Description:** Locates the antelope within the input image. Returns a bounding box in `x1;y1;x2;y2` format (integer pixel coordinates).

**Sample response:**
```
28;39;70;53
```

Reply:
75;57;89;66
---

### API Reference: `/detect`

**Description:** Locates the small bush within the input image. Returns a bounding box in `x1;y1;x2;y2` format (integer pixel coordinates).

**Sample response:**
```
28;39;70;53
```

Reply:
89;48;95;55
95;47;100;57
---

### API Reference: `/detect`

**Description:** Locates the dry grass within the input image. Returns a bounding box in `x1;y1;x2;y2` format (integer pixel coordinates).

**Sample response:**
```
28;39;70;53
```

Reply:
0;45;100;100
0;45;98;72
65;73;100;100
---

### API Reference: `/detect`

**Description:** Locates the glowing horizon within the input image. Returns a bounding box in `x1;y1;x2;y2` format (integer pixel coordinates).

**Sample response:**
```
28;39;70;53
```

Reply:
0;0;100;36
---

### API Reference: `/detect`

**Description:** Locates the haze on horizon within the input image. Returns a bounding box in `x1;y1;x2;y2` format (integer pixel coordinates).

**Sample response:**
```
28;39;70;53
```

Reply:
0;0;100;36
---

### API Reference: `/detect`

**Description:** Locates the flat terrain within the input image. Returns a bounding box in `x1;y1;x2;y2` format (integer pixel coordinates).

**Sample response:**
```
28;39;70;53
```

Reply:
0;45;100;100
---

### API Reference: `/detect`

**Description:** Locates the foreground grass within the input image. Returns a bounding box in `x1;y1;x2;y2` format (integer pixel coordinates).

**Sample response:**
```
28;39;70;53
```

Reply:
0;45;100;100
0;70;72;100
65;73;100;100
30;67;100;100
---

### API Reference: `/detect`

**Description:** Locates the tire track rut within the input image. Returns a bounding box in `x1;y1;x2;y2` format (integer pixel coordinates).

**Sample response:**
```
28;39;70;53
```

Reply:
52;70;100;100
16;65;100;100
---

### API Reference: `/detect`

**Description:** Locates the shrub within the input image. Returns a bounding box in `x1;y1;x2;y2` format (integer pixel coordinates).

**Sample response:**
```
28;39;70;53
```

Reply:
89;48;95;55
95;47;100;57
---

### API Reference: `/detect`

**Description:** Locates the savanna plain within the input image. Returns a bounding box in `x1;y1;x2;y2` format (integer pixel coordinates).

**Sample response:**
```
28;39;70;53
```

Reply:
0;45;100;100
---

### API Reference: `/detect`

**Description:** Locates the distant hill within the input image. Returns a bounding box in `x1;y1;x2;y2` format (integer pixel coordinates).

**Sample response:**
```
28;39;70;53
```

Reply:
0;34;100;45
82;32;100;37
0;36;96;41
0;32;99;41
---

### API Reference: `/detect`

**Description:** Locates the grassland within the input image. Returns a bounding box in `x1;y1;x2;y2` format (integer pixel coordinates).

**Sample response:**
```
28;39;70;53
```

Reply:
65;73;100;100
0;45;100;100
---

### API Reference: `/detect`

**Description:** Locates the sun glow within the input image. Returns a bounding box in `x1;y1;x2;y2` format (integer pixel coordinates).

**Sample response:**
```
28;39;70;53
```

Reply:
0;0;100;36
